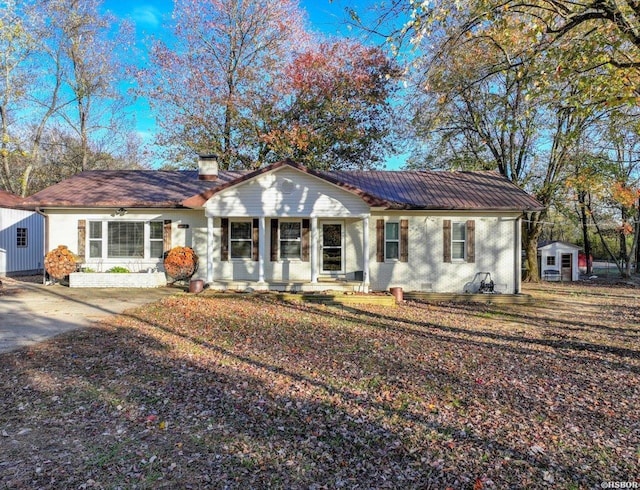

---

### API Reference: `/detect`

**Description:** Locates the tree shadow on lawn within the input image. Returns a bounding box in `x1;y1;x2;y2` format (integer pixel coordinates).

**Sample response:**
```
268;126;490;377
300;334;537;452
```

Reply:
252;297;640;415
437;299;640;338
283;298;640;370
126;298;635;485
0;306;605;489
525;281;640;300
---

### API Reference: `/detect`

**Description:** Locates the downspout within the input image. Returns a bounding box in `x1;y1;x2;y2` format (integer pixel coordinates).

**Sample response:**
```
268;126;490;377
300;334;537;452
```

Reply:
35;207;48;284
206;214;214;284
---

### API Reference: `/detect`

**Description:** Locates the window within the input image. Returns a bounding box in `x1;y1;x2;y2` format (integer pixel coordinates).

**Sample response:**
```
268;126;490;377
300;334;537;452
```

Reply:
108;222;144;258
16;228;27;248
88;220;163;259
443;220;474;263
89;222;103;258
451;222;466;260
150;221;164;258
547;256;556;266
230;221;252;259
385;222;399;260
280;221;301;259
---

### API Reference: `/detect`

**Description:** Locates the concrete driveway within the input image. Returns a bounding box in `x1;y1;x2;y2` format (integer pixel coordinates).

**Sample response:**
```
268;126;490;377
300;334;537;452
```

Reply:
0;277;180;354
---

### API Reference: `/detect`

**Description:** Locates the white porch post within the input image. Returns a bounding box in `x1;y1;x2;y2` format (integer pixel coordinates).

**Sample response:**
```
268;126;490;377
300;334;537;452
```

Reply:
310;216;318;283
258;216;266;283
206;216;214;283
363;215;370;292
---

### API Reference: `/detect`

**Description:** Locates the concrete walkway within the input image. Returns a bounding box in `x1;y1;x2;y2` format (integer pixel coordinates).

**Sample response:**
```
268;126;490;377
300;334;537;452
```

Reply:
0;278;179;354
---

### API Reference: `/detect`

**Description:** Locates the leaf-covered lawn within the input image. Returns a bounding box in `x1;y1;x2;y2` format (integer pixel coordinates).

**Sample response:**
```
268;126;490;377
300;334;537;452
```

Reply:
1;282;639;489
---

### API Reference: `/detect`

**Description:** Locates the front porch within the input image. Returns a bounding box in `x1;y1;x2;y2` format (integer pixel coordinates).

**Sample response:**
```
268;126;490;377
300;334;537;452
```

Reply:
202;164;375;293
204;215;372;293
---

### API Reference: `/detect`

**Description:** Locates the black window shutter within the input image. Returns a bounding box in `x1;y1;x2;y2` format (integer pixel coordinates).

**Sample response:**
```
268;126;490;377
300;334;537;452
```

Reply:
252;218;259;262
270;219;279;261
221;218;229;261
466;220;475;263
301;219;310;262
376;219;384;262
443;220;452;263
400;219;409;262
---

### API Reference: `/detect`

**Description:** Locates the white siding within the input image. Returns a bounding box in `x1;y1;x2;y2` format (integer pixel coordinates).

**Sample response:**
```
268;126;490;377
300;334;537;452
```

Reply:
210;217;364;282
0;208;44;275
41;207;523;293
204;166;370;218
368;212;521;294
43;209;207;273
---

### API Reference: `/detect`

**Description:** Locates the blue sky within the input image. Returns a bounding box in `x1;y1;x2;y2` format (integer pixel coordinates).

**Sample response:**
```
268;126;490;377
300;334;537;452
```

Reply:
103;1;368;37
100;1;406;169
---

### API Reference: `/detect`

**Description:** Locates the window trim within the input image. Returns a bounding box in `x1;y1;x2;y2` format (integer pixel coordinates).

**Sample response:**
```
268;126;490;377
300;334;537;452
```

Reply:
149;221;164;259
87;220;164;260
88;221;103;259
16;227;28;248
279;219;302;261
384;221;400;261
451;221;467;261
229;219;253;260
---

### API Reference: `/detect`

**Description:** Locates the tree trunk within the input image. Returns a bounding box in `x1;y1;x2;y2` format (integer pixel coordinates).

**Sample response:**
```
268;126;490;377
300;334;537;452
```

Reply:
0;105;15;194
578;190;593;275
522;211;544;282
636;198;640;275
620;207;628;272
589;203;626;277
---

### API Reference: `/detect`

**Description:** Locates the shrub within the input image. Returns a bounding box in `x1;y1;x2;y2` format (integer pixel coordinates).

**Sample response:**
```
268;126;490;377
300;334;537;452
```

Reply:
106;266;130;273
163;246;199;281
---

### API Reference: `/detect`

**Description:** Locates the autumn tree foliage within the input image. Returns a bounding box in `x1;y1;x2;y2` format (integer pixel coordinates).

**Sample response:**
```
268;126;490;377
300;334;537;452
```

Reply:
140;0;399;171
564;112;640;278
261;40;398;170
397;0;640;103
398;14;608;281
140;0;309;169
163;246;199;282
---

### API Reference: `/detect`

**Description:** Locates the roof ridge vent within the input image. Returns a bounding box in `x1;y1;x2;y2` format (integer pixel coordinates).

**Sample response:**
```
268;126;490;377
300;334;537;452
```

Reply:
198;154;219;181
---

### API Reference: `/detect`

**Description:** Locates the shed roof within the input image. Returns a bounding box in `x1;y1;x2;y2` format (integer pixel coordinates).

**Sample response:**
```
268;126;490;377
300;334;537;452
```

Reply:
538;240;582;250
25;160;544;212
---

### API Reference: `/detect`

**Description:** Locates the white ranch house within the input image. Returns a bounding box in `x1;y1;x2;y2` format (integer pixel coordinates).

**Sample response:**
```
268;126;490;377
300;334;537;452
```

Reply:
25;158;543;293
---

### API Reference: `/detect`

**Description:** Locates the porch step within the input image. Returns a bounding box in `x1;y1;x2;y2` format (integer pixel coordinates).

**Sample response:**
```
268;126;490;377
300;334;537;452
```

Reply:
276;292;397;307
207;280;365;293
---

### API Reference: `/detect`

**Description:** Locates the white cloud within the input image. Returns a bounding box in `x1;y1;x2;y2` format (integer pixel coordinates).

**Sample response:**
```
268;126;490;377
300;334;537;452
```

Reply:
131;6;161;28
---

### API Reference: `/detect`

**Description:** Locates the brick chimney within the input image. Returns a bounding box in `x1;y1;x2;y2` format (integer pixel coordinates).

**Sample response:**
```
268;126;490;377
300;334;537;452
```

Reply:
197;154;219;181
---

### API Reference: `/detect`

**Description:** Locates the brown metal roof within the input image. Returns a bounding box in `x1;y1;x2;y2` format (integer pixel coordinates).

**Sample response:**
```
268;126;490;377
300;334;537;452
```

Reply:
320;169;544;211
0;189;29;209
24;170;247;208
25;161;544;212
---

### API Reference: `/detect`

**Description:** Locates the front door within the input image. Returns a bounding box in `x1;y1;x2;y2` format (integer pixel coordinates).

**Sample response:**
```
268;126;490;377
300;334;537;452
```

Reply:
321;222;343;274
561;253;572;281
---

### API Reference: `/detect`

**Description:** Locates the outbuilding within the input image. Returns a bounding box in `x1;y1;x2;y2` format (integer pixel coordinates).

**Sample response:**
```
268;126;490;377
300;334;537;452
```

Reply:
0;189;45;276
537;241;581;281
